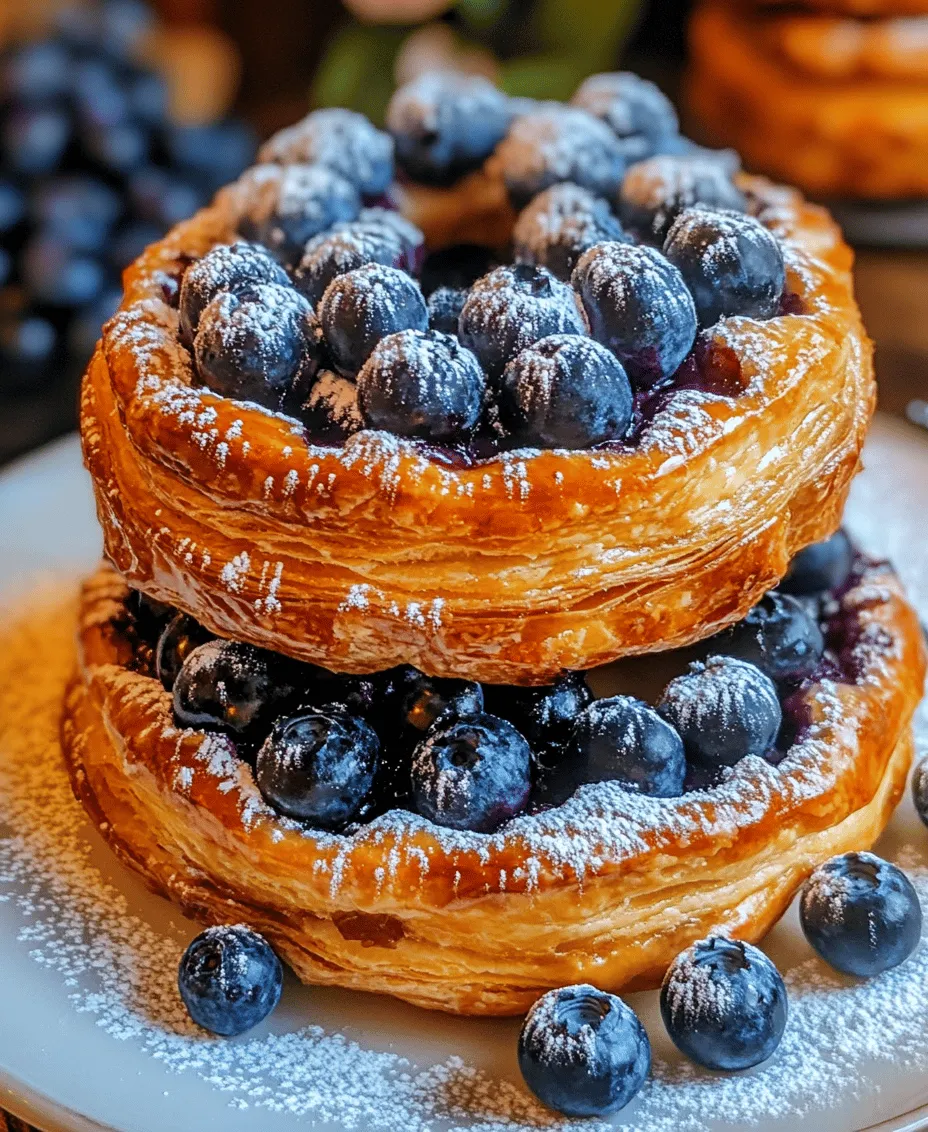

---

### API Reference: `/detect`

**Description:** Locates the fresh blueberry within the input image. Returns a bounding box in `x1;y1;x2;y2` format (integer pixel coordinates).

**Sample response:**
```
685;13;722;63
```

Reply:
500;333;632;449
386;72;512;185
318;263;427;377
2;106;70;177
255;708;380;829
294;669;380;721
129;167;206;230
661;936;787;1071
411;711;531;832
179;242;289;346
259;108;393;198
572;72;679;155
245;163;361;264
0;314;57;392
658;656;782;767
178;925;282;1037
125;66;170;128
427;286;468;334
496;104;627;208
572;242;696;387
72;56;130;131
518;984;650;1117
355;206;425;272
914;754;928;830
194;282;313;409
293;223;404;308
481;673;594;758
98;0;155;58
301;370;363;443
83;120;150;174
781;531;855;597
106;221;163;273
0;180;26;233
458;263;586;379
619;155;746;243
419;244;498;296
163;120;258;190
719;593;824;683
800;852;922;978
21;237;106;307
0;41;73;102
155;613;214;691
30;176;121;254
513;182;628;281
357;328;485;441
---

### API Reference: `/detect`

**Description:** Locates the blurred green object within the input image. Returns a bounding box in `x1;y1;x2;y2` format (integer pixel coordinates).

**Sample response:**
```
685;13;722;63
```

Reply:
313;0;643;124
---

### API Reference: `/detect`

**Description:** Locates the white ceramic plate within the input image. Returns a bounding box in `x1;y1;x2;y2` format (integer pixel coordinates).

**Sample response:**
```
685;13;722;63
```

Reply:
1;419;928;1132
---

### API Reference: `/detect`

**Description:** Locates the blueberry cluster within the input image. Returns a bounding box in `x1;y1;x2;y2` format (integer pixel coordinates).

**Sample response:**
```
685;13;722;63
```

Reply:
178;71;790;453
0;0;255;397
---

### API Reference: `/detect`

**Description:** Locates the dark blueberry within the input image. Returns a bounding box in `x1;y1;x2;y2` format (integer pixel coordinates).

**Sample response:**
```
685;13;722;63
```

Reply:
125;67;170;127
411;711;531;832
294;670;380;720
255;708;380;829
83;120;150;174
0;179;26;233
318;263;427;377
0;41;72;102
178;925;282;1037
658;656;782;767
106;221;163;273
458;264;586;379
718;593;824;683
194;282;313;409
156;613;214;691
21;237;105;307
129;167;206;230
72;57;130;131
2;106;70;177
172;639;302;737
355;207;424;273
98;0;155;58
357;328;485;441
67;287;123;358
163;120;258;190
179;242;289;346
31;176;121;254
800;852;922;978
915;754;928;830
386;72;512;185
572;242;696;387
664;208;786;328
126;588;174;635
518;984;650;1117
619;155;746;244
259;108;393;197
419;244;498;297
482;673;593;758
500;333;632;449
427;286;468;334
572;72;679;151
0;249;10;289
496;105;627;208
513;183;628;281
293;224;404;308
0;314;57;392
781;531;854;597
301;370;362;442
661;936;787;1071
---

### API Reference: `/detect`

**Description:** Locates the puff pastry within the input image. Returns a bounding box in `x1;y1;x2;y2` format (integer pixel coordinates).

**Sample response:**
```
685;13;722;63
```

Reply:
61;560;925;1015
688;2;928;199
81;171;874;685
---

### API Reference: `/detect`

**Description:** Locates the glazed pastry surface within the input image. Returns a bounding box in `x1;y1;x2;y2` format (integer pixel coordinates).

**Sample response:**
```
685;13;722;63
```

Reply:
61;561;925;1015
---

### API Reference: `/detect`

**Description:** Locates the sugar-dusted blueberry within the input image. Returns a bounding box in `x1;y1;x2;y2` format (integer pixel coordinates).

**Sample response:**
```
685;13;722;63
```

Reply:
155;613;214;691
419;244;498;296
357;328;485;441
572;72;679;155
301;370;363;443
386;71;512;185
293;224;404;308
513;182;628;281
496;104;627;208
179;242;289;346
411;712;531;832
483;672;592;755
178;925;282;1037
661;936;787;1071
781;530;855;597
459;263;586;379
427;286;468;334
245;163;361;264
800;852;922;978
658;655;782;767
500;334;632;449
914;754;928;829
572;242;696;387
619;155;746;243
194;282;314;409
255;708;380;829
519;984;650;1118
259;107;394;198
318;263;428;377
719;592;824;684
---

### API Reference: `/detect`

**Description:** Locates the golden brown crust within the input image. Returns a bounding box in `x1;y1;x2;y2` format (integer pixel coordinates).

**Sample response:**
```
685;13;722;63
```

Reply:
81;173;874;684
61;561;925;1015
688;2;928;198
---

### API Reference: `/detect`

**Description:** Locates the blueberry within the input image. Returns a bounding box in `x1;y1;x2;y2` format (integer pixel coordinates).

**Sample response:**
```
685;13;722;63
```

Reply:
513;182;628;281
126;589;174;636
107;221;163;273
572;72;679;151
562;695;687;799
129;167;206;230
411;711;531;832
179;242;289;346
293;223;404;308
572;242;696;387
178;925;282;1037
661;936;787;1071
21;237;106;308
99;0;155;58
518;984;650;1117
482;672;593;757
0;249;10;289
156;613;214;691
125;67;170;127
294;670;380;720
72;57;130;131
194;282;313;409
0;41;72;102
31;176;121;254
386;72;512;185
719;593;824;683
301;370;363;443
781;531;854;597
458;264;586;379
2;106;70;177
259;108;393;198
357;328;485;441
800;852;922;978
255;708;380;829
0;179;26;233
318;263;427;377
496;104;627;208
658;656;782;767
619;155;746;244
355;207;424;272
0;314;57;392
419;244;498;296
500;333;632;449
163;120;258;190
427;286;468;334
914;754;928;829
83;120;150;174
